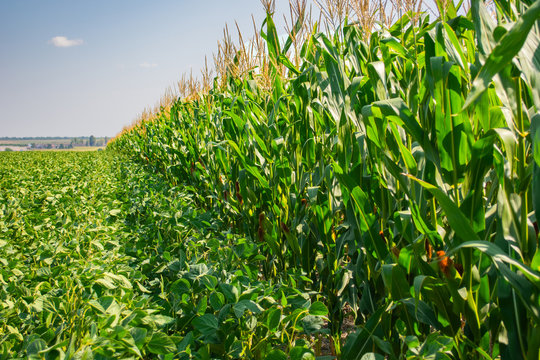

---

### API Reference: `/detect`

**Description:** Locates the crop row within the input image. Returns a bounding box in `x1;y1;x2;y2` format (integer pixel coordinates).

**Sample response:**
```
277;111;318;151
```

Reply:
110;0;540;358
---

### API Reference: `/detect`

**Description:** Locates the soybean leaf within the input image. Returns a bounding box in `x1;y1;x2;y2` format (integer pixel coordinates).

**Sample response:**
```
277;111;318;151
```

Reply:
309;301;328;316
147;332;176;355
266;349;288;360
192;314;218;336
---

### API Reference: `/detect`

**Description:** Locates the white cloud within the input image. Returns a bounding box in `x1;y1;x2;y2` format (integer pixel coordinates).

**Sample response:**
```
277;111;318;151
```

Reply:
49;36;83;48
139;62;158;68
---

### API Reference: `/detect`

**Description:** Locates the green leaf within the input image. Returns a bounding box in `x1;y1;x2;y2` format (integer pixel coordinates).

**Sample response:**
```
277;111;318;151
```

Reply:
130;327;148;348
450;241;540;286
407;175;478;242
402;298;441;330
26;338;47;356
362;98;437;164
109;209;121;216
209;292;225;310
265;349;287;360
382;264;411;301
532;114;540;225
280;54;300;75
227;140;269;188
196;295;208;315
347;186;387;259
261;13;281;74
142;314;175;328
233;300;263;318
309;301;328;316
367;61;388;100
267;307;281;331
290;346;315;360
532;249;540;273
147;332;176;355
301;315;325;334
192;314;218;335
470;0;496;55
449;241;540;320
95;277;116;289
463;0;540;109
390;122;417;174
532;113;540;167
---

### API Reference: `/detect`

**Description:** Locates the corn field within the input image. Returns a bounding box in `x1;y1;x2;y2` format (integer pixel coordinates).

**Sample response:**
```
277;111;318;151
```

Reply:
16;0;537;358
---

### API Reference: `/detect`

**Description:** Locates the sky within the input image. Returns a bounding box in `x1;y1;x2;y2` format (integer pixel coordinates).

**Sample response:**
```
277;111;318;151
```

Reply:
0;0;312;137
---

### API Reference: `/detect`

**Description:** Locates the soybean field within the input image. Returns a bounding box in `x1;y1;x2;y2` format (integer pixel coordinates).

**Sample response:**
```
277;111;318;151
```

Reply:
1;151;329;359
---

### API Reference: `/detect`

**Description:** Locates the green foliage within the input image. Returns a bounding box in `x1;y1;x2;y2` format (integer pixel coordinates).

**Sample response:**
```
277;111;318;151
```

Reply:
0;151;327;358
109;0;540;358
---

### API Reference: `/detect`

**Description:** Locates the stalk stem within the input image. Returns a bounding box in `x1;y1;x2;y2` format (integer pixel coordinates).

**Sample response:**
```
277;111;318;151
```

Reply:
431;197;437;229
516;77;529;262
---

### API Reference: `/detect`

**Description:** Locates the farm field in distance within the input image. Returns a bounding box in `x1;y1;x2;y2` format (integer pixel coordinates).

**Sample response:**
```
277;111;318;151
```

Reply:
0;137;109;152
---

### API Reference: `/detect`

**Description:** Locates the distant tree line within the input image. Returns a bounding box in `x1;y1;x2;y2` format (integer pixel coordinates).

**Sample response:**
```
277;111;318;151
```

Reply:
1;136;110;143
1;137;74;140
70;136;109;147
1;136;110;151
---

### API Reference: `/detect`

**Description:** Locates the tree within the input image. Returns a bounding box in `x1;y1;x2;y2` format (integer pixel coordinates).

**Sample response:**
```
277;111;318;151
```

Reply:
89;135;96;146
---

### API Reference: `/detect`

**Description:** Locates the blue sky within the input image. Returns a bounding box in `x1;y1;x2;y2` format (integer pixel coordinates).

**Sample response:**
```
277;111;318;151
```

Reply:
0;0;304;137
